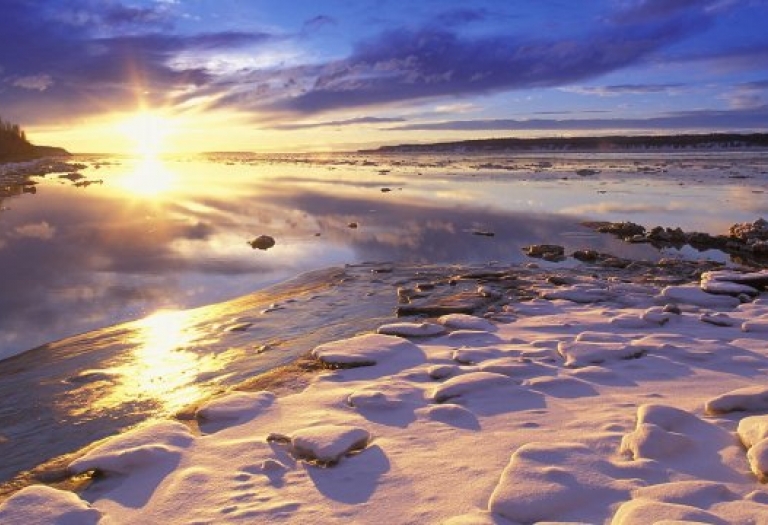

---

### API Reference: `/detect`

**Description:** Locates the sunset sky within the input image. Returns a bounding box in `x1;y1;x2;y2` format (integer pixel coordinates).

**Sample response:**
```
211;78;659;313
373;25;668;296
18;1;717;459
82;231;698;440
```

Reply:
2;0;768;153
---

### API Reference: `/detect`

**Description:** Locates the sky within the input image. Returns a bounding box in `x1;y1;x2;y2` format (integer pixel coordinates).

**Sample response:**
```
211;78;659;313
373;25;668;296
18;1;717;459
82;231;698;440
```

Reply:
1;0;768;153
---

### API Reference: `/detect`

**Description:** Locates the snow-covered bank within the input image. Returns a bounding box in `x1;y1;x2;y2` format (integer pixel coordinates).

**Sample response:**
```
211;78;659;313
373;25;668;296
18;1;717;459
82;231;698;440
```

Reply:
4;266;768;523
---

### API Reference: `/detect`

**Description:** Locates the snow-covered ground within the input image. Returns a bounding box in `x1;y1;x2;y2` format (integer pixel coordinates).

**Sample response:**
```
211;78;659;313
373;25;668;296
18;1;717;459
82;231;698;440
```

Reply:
4;268;768;523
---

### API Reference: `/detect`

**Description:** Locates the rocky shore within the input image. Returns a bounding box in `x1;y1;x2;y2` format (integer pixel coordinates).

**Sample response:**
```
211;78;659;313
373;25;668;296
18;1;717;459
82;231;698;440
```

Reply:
3;254;768;522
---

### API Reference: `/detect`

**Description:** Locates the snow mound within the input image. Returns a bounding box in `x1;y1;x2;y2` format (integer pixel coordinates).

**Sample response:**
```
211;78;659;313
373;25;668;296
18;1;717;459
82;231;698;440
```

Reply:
478;357;553;379
268;424;370;465
427;364;462;380
611;498;723;525
701;270;764;296
699;312;737;327
737;415;768;481
620;405;698;460
0;485;102;525
488;442;641;523
704;386;768;415
452;347;503;365
69;421;194;476
540;285;614;303
446;330;503;345
741;319;768;333
438;314;496;332
311;333;422;367
659;285;740;309
558;340;645;367
432;371;514;404
377;321;446;337
631;480;737;507
195;391;275;423
417;403;479;429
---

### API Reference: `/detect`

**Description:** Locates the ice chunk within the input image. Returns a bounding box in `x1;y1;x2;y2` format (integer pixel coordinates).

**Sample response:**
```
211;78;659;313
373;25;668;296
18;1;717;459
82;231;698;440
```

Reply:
195;391;275;422
705;386;768;415
268;424;370;465
377;321;446;337
557;340;646;368
311;333;421;367
438;313;496;332
659;285;740;309
0;485;102;525
69;421;193;475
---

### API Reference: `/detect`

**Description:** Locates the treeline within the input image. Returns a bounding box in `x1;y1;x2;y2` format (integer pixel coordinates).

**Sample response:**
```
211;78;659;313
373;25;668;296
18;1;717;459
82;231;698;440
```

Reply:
0;116;68;162
365;133;768;153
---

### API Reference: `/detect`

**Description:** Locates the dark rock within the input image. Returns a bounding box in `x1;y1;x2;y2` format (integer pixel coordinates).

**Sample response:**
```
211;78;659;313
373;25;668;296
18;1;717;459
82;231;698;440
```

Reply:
472;230;495;237
524;244;565;260
575;168;600;176
249;235;276;250
348;222;359;229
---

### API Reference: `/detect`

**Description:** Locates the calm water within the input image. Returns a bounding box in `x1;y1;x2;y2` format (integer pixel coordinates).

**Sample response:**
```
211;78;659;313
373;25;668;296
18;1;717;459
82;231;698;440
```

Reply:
0;151;767;484
1;151;767;358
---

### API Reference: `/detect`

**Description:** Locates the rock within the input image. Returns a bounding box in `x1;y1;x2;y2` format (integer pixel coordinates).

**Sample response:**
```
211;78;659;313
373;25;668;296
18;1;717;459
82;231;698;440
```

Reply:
249;235;276;250
576;168;600;176
472;230;495;237
524;244;565;260
348;222;359;229
730;218;768;242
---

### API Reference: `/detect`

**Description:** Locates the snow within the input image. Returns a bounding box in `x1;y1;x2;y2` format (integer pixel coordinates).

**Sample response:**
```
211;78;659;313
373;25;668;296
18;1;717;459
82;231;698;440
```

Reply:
376;321;446;337
7;267;768;523
0;485;102;524
705;386;768;415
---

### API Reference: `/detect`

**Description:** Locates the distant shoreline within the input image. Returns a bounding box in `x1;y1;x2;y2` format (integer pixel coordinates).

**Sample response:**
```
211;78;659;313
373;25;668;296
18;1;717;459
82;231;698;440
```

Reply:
360;132;768;153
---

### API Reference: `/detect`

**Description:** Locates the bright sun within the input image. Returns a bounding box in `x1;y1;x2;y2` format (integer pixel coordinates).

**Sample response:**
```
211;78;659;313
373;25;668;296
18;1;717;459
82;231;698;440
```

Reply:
117;112;176;158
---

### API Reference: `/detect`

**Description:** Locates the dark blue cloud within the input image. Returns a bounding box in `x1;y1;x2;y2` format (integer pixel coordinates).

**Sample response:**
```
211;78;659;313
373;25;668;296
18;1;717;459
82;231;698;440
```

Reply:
0;0;274;122
262;19;695;115
432;8;493;26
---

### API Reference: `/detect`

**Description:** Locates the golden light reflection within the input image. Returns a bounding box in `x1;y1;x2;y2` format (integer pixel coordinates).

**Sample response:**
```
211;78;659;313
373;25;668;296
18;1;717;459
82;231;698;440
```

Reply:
84;309;213;415
115;157;177;197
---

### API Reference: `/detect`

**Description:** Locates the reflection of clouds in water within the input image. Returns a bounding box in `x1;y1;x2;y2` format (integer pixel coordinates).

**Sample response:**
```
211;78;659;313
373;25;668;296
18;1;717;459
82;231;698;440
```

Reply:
561;202;686;215
13;221;56;240
724;186;768;214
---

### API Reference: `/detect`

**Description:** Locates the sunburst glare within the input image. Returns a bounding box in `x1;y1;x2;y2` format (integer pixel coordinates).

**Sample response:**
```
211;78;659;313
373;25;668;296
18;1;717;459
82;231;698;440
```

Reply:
117;112;176;159
114;157;177;197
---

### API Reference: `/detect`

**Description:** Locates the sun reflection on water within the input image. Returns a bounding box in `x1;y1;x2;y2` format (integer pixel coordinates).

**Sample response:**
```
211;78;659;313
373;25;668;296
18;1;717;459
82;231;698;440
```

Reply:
85;309;215;415
114;158;177;197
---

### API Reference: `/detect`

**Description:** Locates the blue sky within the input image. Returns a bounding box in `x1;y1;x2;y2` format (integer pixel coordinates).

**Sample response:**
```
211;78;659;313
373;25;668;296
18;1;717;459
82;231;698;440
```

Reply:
2;0;768;151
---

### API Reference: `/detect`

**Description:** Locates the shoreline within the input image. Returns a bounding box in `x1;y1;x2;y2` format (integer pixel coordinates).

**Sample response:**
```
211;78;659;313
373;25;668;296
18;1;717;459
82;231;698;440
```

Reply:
3;256;768;521
0;255;732;501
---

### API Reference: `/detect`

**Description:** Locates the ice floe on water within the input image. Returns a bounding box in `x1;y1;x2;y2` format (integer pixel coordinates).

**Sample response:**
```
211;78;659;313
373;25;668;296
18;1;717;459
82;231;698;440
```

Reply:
5;263;768;523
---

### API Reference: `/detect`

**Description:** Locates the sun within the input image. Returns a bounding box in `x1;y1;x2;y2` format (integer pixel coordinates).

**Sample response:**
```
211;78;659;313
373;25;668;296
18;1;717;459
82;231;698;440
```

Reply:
117;112;176;158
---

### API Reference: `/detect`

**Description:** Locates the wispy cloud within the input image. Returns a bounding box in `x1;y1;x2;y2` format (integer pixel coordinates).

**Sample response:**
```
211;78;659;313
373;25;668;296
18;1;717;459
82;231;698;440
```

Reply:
562;83;687;96
270;116;406;131
386;106;768;131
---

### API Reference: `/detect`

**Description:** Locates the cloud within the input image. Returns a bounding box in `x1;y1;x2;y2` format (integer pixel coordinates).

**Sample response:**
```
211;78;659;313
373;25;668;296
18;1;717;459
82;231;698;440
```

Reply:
433;8;493;26
562;83;686;96
302;15;337;33
270;116;406;130
238;5;707;117
0;0;276;122
386;106;768;131
11;74;54;91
